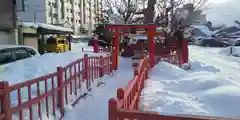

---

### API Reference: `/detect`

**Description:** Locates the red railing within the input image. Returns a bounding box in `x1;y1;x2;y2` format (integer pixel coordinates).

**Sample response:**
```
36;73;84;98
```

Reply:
109;56;150;120
0;53;113;120
108;55;239;120
156;46;182;67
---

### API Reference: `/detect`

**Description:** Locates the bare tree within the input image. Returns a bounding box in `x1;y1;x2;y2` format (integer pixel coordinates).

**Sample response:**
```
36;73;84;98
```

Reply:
103;0;209;39
151;0;210;38
105;0;140;24
95;6;113;24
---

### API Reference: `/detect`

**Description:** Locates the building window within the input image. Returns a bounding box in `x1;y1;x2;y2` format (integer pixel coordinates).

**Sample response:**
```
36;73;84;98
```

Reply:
71;18;74;22
68;0;73;4
49;12;52;17
52;3;57;8
53;13;58;18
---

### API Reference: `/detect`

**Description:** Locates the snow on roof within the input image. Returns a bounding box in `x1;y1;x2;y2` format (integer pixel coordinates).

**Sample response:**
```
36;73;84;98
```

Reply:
18;22;73;32
192;25;213;37
18;22;38;28
72;35;91;39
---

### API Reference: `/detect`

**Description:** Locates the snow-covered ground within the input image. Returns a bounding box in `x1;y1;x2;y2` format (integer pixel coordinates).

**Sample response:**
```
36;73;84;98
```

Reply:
4;42;240;119
64;57;133;120
219;46;240;57
0;42;112;120
0;42;99;84
140;45;240;118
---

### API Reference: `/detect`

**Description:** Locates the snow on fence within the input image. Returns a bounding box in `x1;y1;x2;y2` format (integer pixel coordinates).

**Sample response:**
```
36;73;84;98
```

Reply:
108;55;237;120
0;54;113;120
82;47;110;53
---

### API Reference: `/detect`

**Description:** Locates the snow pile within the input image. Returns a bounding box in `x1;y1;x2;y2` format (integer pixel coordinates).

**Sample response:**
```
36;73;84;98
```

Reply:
219;46;240;57
140;60;240;118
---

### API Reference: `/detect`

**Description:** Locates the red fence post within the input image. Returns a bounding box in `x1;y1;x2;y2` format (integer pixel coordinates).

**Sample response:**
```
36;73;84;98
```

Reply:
182;39;189;64
108;98;118;120
100;56;104;77
0;81;11;120
134;70;138;76
84;54;90;90
84;54;89;80
57;67;65;115
110;54;113;73
93;36;99;53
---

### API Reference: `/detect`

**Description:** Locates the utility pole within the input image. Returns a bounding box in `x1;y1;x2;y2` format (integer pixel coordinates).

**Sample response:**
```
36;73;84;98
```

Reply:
89;0;92;35
34;12;36;23
12;0;19;44
50;3;54;24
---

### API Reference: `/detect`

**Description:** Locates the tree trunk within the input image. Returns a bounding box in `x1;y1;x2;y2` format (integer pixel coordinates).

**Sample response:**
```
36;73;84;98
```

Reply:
143;0;157;24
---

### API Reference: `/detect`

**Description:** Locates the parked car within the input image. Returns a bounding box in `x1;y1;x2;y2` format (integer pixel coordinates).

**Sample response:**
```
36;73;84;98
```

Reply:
193;37;205;45
200;39;230;47
0;45;40;71
234;40;240;46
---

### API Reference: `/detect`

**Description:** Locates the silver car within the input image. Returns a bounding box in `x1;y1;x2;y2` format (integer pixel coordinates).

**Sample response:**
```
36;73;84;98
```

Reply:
0;45;40;71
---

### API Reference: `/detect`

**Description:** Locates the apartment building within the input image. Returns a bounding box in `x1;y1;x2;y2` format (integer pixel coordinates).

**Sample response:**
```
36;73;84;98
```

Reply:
0;0;18;44
80;0;103;34
17;0;103;35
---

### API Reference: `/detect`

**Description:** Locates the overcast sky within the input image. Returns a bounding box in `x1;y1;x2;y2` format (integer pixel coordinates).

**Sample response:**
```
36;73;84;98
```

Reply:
205;0;240;25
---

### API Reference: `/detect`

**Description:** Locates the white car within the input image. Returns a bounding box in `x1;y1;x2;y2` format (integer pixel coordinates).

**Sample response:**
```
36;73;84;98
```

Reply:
0;45;40;71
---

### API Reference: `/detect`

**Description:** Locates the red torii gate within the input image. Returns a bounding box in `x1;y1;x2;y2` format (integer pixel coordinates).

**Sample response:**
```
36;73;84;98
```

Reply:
105;24;160;70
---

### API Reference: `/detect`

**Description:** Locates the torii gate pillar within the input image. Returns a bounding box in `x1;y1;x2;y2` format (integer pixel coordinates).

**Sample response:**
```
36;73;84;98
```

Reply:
113;32;119;70
147;26;156;68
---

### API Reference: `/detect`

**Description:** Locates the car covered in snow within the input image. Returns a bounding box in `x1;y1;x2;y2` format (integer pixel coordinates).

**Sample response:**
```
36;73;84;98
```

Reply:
232;38;240;46
197;37;230;47
0;45;40;71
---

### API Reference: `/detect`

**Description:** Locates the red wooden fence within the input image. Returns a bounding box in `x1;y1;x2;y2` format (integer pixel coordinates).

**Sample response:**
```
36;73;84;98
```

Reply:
108;55;239;120
0;53;113;120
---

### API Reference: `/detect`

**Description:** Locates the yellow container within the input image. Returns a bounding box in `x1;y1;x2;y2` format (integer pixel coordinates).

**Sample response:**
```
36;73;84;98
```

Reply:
45;37;69;53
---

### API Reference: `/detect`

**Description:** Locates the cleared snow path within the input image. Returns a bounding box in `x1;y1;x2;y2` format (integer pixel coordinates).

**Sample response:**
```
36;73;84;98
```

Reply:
64;58;134;120
140;45;240;118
